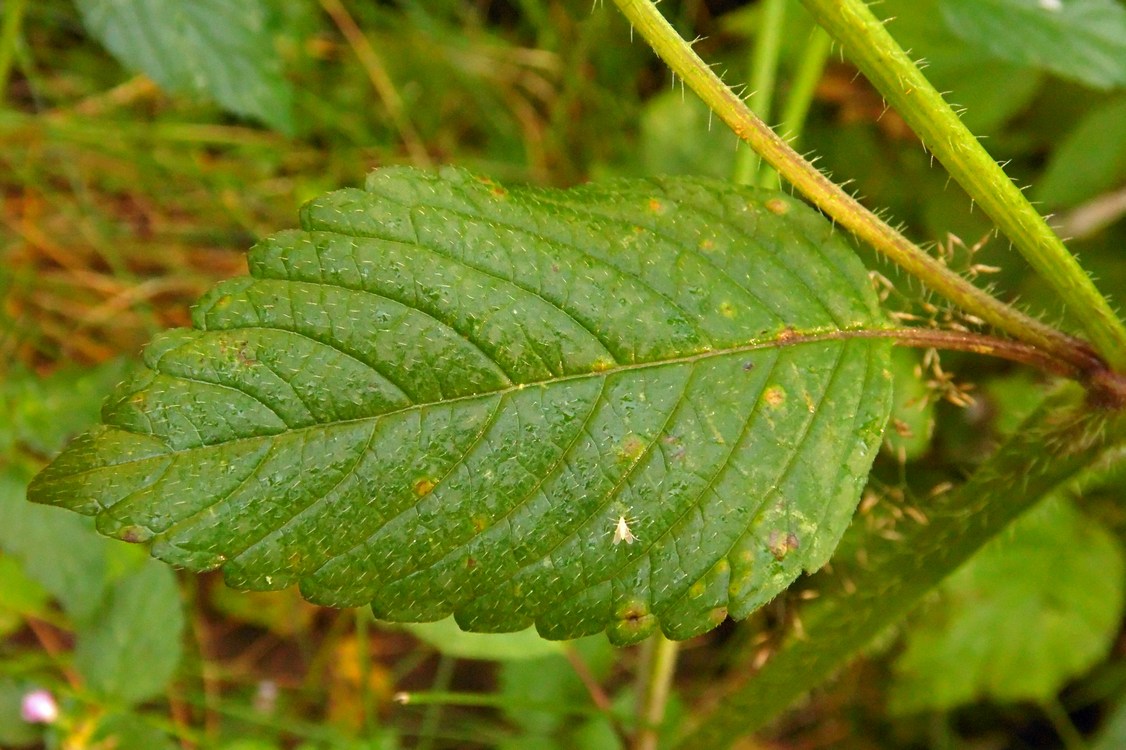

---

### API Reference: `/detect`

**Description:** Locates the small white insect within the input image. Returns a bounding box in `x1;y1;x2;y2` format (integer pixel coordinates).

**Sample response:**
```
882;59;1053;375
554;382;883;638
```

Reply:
612;515;638;545
1039;0;1062;10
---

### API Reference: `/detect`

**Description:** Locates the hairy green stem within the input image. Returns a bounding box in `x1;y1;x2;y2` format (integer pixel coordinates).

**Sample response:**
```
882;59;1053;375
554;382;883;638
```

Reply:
761;25;831;191
799;0;1126;371
0;0;28;105
610;0;1101;378
732;0;786;186
635;632;680;750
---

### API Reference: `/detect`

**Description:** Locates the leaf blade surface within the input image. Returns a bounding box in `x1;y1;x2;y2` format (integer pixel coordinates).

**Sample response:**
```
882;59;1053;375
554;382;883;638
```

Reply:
30;168;892;643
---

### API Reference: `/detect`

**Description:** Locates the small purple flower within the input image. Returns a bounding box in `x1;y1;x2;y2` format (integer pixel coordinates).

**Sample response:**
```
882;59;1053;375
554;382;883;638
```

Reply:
20;689;59;724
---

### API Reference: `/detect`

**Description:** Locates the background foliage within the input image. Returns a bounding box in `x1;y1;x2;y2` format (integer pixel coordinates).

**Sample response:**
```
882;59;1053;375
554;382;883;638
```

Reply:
2;0;1125;748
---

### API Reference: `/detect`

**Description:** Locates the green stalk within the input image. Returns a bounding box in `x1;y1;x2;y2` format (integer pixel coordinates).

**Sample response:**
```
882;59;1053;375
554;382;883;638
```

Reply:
635;632;680;750
0;0;28;105
760;25;831;191
799;0;1126;371
732;0;787;186
610;0;1101;377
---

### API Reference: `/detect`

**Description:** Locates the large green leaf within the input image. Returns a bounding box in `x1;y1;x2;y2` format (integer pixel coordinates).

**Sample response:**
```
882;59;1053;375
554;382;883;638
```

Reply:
940;0;1126;90
891;495;1125;711
75;560;184;706
29;167;892;644
1036;95;1126;208
75;0;295;133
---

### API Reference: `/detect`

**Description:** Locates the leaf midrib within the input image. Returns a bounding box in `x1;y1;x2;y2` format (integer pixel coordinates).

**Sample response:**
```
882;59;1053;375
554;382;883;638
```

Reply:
52;326;890;482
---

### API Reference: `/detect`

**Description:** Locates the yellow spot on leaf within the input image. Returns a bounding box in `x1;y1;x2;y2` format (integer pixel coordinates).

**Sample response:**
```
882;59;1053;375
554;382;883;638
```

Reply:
763;385;786;408
413;478;436;497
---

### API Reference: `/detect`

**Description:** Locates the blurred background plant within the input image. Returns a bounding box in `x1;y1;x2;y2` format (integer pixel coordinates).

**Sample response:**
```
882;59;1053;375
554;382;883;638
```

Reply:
1;0;1125;748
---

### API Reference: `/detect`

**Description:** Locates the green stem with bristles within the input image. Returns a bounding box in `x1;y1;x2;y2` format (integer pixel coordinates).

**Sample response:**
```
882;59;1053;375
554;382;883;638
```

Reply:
800;0;1126;371
610;0;1102;378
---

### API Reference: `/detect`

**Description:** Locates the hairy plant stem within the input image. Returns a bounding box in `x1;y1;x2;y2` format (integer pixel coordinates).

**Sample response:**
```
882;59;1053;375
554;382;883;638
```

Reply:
635;632;680;750
799;0;1126;371
609;0;1105;382
732;0;786;186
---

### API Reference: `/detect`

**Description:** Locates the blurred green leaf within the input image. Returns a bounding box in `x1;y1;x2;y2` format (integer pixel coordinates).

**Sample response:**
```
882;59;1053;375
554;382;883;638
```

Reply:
0;360;135;621
499;649;643;750
74;561;184;706
883;0;1044;133
500;656;576;732
92;713;177;750
891;496;1125;712
1036;95;1126;208
0;678;41;746
983;371;1051;437
403;617;563;661
0;555;50;633
0;361;128;458
639;92;733;179
497;638;615;749
75;0;295;133
0;470;111;622
940;0;1126;90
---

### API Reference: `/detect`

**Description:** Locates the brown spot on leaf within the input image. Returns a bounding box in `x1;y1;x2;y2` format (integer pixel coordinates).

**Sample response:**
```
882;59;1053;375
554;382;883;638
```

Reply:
117;525;151;544
618;433;647;463
775;326;798;343
767;530;800;561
